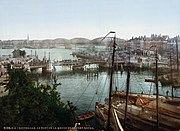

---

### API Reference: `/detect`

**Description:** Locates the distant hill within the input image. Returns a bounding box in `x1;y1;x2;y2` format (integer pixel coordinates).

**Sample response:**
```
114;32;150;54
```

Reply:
40;37;125;46
90;37;102;45
53;38;70;44
70;38;90;45
90;37;125;47
0;37;126;49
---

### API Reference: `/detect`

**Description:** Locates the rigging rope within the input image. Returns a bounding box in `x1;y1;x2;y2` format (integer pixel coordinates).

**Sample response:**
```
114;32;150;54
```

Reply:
149;75;154;95
134;73;145;93
98;75;108;102
74;78;93;105
86;84;99;112
114;71;125;91
120;80;126;91
85;75;105;112
96;75;105;94
64;76;87;100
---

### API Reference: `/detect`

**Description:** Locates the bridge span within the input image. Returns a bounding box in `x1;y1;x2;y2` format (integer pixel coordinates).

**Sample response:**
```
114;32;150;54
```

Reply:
11;59;125;72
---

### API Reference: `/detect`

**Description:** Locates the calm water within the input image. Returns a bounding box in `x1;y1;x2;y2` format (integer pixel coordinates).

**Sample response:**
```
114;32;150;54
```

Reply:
1;47;180;115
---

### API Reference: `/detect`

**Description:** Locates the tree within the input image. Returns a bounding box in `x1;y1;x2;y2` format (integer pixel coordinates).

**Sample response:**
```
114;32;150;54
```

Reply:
12;49;26;58
0;67;76;129
20;50;26;57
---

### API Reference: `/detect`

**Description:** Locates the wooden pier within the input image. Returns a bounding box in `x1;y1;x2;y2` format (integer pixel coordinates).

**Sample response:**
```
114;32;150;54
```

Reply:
86;67;99;79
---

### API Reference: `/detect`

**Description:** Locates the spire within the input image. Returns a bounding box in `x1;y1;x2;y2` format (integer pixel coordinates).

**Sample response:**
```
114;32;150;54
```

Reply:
27;34;29;45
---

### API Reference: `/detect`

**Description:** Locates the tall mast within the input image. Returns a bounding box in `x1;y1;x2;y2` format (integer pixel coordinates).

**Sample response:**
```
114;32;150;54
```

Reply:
145;45;159;130
108;32;116;130
124;43;130;128
102;31;116;130
169;45;173;98
124;68;130;129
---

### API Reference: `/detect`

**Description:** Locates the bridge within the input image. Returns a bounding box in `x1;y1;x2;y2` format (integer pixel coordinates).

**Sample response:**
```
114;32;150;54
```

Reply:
53;59;125;67
30;64;46;69
10;59;125;72
11;61;49;72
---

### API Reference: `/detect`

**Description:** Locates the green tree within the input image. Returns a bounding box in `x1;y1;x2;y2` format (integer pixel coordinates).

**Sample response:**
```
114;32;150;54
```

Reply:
0;67;76;129
20;50;26;57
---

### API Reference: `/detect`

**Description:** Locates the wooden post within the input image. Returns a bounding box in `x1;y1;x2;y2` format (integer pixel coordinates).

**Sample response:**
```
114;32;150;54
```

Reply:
124;69;130;129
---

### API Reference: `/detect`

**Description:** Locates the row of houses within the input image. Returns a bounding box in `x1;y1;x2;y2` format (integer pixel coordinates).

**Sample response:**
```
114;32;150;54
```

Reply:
0;38;57;49
125;34;180;57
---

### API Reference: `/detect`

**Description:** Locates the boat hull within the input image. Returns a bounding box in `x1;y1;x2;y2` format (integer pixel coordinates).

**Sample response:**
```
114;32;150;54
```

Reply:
95;100;180;131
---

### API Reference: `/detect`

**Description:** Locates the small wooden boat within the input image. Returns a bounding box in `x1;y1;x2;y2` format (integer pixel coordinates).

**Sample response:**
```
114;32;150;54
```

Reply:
76;111;95;121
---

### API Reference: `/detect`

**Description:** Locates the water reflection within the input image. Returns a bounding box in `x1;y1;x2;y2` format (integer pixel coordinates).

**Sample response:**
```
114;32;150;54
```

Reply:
37;69;180;115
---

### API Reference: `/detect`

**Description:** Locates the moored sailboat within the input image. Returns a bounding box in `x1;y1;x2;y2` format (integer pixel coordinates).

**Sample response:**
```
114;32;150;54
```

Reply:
96;93;180;131
95;32;180;131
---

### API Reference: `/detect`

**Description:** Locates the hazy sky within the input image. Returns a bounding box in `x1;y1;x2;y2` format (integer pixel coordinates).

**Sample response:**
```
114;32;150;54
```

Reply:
0;0;180;40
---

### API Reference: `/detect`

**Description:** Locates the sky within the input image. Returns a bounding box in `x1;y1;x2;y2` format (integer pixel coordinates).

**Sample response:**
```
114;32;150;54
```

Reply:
0;0;180;40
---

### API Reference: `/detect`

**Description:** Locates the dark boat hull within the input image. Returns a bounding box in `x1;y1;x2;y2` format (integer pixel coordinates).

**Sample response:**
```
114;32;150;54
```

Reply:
95;102;180;131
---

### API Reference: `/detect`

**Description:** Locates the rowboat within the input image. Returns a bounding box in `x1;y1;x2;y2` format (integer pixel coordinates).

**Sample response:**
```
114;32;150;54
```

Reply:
75;111;95;121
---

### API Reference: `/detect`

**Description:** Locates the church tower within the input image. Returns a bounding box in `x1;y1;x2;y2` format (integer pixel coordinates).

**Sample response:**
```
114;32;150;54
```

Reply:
27;34;29;45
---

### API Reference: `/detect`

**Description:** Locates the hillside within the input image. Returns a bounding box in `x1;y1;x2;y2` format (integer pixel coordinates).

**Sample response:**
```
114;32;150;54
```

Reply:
53;38;70;44
90;37;126;46
70;38;90;45
0;37;126;49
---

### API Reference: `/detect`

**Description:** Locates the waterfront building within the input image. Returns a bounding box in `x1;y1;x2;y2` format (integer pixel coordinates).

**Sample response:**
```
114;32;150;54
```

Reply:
124;34;169;56
1;40;14;49
167;36;180;51
127;37;144;55
143;40;167;56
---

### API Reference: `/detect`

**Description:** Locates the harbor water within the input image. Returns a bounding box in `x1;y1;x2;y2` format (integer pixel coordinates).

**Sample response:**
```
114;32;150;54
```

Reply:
1;47;180;115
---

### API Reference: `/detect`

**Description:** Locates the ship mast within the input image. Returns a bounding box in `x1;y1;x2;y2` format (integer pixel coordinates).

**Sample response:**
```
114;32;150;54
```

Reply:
101;31;116;130
169;45;173;97
143;45;159;130
124;41;130;129
124;69;130;129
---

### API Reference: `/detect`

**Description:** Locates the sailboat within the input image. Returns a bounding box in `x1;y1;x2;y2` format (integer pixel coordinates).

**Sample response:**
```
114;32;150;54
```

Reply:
95;32;180;131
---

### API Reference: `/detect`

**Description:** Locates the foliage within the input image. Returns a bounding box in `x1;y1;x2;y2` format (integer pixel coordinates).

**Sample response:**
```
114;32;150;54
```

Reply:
0;67;76;129
12;49;26;58
20;50;26;57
